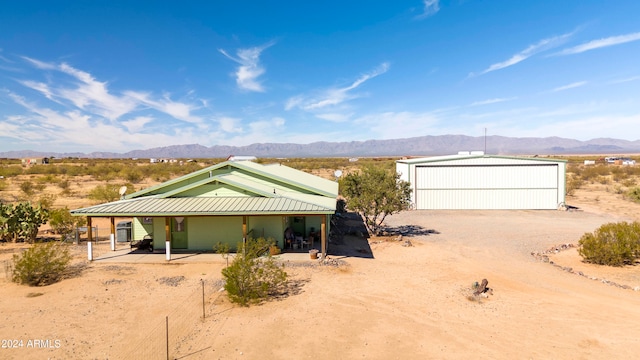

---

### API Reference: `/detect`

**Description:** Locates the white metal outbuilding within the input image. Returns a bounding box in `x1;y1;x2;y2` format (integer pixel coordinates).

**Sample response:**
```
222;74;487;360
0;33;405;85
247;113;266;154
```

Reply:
396;153;567;210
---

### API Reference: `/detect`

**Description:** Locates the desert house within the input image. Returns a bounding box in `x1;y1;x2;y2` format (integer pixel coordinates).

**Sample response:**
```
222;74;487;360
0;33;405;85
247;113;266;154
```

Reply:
71;160;338;260
21;157;50;166
396;152;567;210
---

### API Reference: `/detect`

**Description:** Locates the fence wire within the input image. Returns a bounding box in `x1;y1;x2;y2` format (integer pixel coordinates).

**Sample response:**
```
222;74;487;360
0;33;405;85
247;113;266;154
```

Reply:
117;273;227;360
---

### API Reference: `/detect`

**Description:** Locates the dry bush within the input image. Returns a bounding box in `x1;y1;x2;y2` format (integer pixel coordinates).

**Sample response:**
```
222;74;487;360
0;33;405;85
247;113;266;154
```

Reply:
578;221;640;266
12;242;72;286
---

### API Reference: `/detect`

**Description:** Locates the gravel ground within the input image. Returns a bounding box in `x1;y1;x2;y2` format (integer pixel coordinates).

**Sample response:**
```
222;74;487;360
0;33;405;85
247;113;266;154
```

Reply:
382;209;624;260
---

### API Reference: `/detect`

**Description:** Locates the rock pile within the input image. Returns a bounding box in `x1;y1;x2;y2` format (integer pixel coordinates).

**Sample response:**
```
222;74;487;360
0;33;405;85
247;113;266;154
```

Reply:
531;243;640;291
157;275;186;287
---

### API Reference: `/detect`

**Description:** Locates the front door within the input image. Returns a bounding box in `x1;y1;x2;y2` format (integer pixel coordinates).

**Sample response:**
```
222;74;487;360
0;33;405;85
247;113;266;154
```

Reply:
171;217;188;249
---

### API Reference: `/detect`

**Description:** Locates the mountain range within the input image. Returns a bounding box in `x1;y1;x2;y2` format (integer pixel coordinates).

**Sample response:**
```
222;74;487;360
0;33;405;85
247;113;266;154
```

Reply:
3;135;640;159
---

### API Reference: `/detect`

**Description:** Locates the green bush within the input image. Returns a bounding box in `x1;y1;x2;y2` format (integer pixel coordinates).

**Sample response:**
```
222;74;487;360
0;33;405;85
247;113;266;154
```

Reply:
627;187;640;203
12;242;72;286
578;222;640;266
221;237;287;306
88;184;122;203
20;180;35;196
49;207;86;241
565;177;583;196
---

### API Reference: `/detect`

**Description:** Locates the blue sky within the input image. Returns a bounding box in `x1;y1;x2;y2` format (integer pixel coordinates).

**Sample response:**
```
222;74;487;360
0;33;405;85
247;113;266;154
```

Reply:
1;1;639;153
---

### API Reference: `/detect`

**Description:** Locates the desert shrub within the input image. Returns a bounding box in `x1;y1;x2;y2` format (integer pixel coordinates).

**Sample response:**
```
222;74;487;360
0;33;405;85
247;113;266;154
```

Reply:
37;194;57;209
213;241;231;267
627;187;640;203
579;165;611;181
122;168;144;183
20;181;35;196
0;165;24;178
578;222;640;266
221;237;287;306
565;177;584;196
621;178;637;187
12;242;72;286
35;174;57;184
49;207;86;241
57;179;73;196
87;184;132;203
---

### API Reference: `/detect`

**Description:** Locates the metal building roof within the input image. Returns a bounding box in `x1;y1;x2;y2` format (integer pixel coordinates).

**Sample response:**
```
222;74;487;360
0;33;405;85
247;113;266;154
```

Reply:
70;196;334;217
396;154;567;165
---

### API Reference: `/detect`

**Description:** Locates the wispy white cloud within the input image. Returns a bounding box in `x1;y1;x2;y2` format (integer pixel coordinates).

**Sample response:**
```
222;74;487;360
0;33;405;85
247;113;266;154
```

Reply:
217;116;243;133
220;117;287;145
19;58;139;120
472;32;574;76
469;97;515;106
286;62;390;112
19;80;55;100
315;113;352;122
121;116;154;133
5;91;216;152
552;81;587;92
610;75;640;84
219;41;275;92
354;111;441;139
557;32;640;55
1;57;215;152
416;0;440;19
124;91;202;124
21;56;57;70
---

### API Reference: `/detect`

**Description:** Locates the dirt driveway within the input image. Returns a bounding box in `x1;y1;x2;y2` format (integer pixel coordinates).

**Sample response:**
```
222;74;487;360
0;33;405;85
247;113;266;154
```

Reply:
2;206;640;359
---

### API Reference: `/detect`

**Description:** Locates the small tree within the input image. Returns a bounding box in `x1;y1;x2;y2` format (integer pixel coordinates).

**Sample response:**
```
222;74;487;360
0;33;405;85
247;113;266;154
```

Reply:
12;242;72;286
339;165;412;235
221;237;287;306
49;207;86;241
88;183;133;203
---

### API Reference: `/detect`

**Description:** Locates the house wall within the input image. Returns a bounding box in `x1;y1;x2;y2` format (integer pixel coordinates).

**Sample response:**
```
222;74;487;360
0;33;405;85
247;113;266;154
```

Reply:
187;216;244;251
146;215;329;251
152;218;168;249
247;215;285;248
132;217;153;241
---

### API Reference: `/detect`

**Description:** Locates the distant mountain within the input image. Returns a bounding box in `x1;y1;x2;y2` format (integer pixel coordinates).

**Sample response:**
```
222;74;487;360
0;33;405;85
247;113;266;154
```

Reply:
3;135;640;159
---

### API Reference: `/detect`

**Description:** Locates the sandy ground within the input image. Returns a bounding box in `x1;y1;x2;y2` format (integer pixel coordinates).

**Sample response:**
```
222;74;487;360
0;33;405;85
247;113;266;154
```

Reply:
1;185;640;359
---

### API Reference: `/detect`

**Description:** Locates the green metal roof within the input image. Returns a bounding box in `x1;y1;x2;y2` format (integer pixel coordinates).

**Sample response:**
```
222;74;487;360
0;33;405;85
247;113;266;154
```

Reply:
70;196;335;217
126;160;338;199
71;160;338;217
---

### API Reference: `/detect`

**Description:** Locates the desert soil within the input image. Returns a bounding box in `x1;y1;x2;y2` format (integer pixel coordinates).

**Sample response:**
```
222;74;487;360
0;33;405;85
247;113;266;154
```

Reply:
1;184;640;359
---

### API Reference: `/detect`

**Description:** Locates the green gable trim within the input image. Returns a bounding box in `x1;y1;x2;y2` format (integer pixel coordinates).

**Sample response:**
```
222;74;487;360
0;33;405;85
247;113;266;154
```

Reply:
157;174;275;199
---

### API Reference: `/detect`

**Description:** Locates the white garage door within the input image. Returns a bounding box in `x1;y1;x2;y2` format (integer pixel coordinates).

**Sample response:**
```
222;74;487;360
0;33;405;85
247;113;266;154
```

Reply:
415;164;560;210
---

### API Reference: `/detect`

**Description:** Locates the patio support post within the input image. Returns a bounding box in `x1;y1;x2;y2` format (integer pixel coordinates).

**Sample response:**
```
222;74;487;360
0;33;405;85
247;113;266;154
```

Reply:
110;217;116;251
87;217;93;261
321;215;326;260
165;217;171;261
242;216;247;244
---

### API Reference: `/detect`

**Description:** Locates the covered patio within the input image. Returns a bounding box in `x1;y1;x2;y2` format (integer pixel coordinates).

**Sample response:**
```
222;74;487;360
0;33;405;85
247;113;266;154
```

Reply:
71;160;338;261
